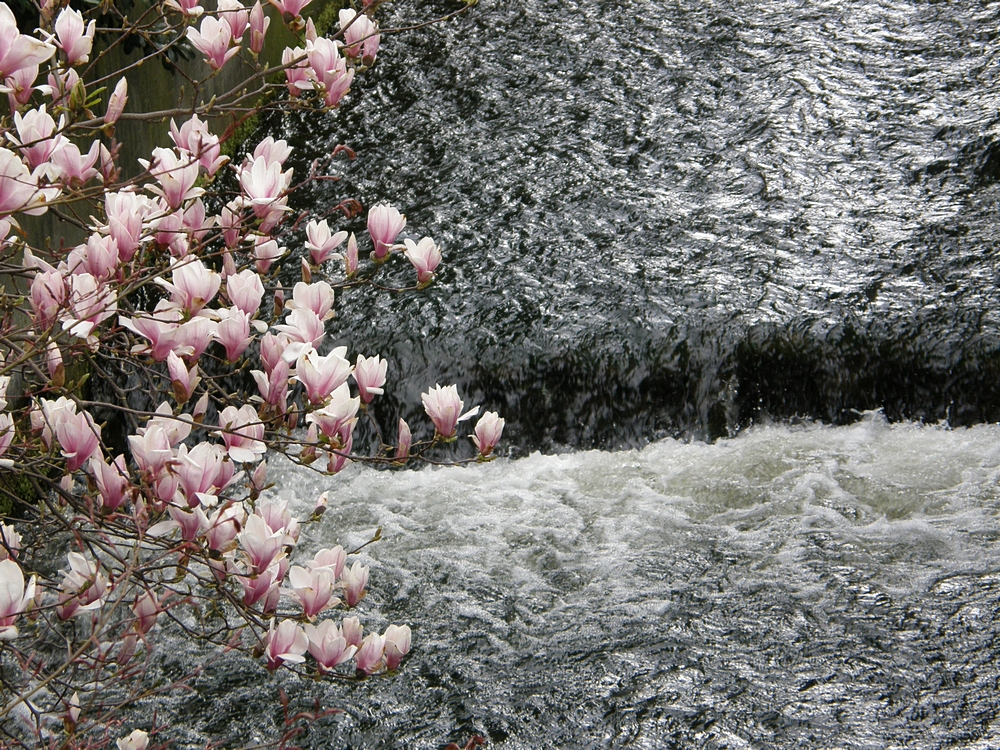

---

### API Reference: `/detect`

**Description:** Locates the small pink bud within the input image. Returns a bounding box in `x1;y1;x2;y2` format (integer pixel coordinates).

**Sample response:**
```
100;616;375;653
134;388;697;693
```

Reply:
396;418;411;461
104;77;127;127
345;232;358;276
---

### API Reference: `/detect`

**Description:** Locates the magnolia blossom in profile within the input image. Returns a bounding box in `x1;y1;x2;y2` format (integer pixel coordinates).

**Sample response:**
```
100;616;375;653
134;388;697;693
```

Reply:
0;147;57;217
132;591;162;635
216;404;266;463
217;0;249;41
54;7;95;66
367;203;405;260
90;454;130;511
342;560;369;607
0;558;34;639
396;418;411;461
403;237;442;284
339;9;379;64
155;255;220;314
104;77;128;127
421;383;479;439
472;411;505;457
226;269;265;315
294;346;352;405
249;0;269;54
55;552;107;620
264;618;308;671
383;624;412;670
54;404;100;472
354;631;384;674
353;354;386;404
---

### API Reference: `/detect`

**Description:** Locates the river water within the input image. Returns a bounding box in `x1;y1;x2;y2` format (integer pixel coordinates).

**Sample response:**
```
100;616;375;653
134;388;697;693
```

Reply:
164;0;1000;746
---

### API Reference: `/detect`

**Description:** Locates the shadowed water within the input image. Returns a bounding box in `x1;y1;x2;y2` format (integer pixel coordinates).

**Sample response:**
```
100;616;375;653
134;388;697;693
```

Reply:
274;0;1000;450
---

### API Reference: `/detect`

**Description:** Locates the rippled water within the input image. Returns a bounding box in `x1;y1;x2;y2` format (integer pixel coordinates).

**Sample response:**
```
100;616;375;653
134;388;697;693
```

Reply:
157;1;1000;746
158;416;1000;748
274;0;1000;449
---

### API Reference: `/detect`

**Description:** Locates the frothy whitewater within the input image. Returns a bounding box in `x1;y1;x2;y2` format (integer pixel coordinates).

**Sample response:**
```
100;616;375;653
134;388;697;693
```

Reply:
154;415;1000;747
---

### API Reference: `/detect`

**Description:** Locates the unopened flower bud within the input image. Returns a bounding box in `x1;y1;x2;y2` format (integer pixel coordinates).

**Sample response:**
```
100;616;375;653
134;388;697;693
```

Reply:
104;77;127;128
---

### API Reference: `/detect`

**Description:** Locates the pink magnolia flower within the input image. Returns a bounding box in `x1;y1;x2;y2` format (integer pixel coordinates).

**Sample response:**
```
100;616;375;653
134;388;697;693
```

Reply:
67;233;119;280
187;15;238;71
104;189;152;261
169;114;228;176
9;105;66;170
217;404;266;463
252;136;292;166
396;418;411;461
308;546;346;580
348;354;385;405
45;341;62;382
104;77;127;127
0;147;56;217
127;423;174;478
55;403;100;472
30;269;66;329
251;358;290;413
383;624;411;670
89;454;129;511
218;0;249;41
283;566;337;619
62;272;117;344
238;562;281;610
174;315;216;362
0;558;35;639
254;237;286;274
339;9;379;65
140;148;203;210
342;560;369;607
238;514;286;573
283;45;312;96
164;0;204;16
337;233;356;277
54;7;96;66
219;201;244;248
342;615;363;648
403;237;442;284
0;4;55;81
305;382;359;443
472;411;505;457
5;64;36;111
294;346;351;404
306;36;354;107
49;140;101;187
116;730;150;750
239;155;291;219
367;204;405;260
132;591;162;634
260;332;287;374
327;434;352;474
269;0;312;19
354;632;384;674
151;206;189;257
167;350;200;404
249;1;269;54
273;308;325;359
286;280;334;319
264;618;308;671
305;219;347;265
56;551;107;620
226;269;265;315
154;255;222;315
305;620;356;672
214;307;253;361
205;503;245;553
119;304;183;361
175;442;225;507
421;384;479;439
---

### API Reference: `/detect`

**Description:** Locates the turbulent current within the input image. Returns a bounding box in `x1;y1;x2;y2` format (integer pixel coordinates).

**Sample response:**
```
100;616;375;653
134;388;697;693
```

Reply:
164;0;1000;747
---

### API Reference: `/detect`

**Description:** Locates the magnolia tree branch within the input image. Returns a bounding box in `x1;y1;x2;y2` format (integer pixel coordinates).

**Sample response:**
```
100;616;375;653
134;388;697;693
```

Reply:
0;0;502;747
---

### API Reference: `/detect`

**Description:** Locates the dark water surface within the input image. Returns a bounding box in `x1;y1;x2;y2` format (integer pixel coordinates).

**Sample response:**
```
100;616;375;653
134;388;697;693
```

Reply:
277;0;1000;451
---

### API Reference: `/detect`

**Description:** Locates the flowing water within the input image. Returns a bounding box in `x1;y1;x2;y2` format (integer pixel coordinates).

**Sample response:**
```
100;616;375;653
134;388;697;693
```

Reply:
167;0;1000;746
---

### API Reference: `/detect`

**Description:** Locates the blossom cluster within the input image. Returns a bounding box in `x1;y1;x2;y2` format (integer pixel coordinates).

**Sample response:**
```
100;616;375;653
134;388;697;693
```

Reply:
0;0;494;745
